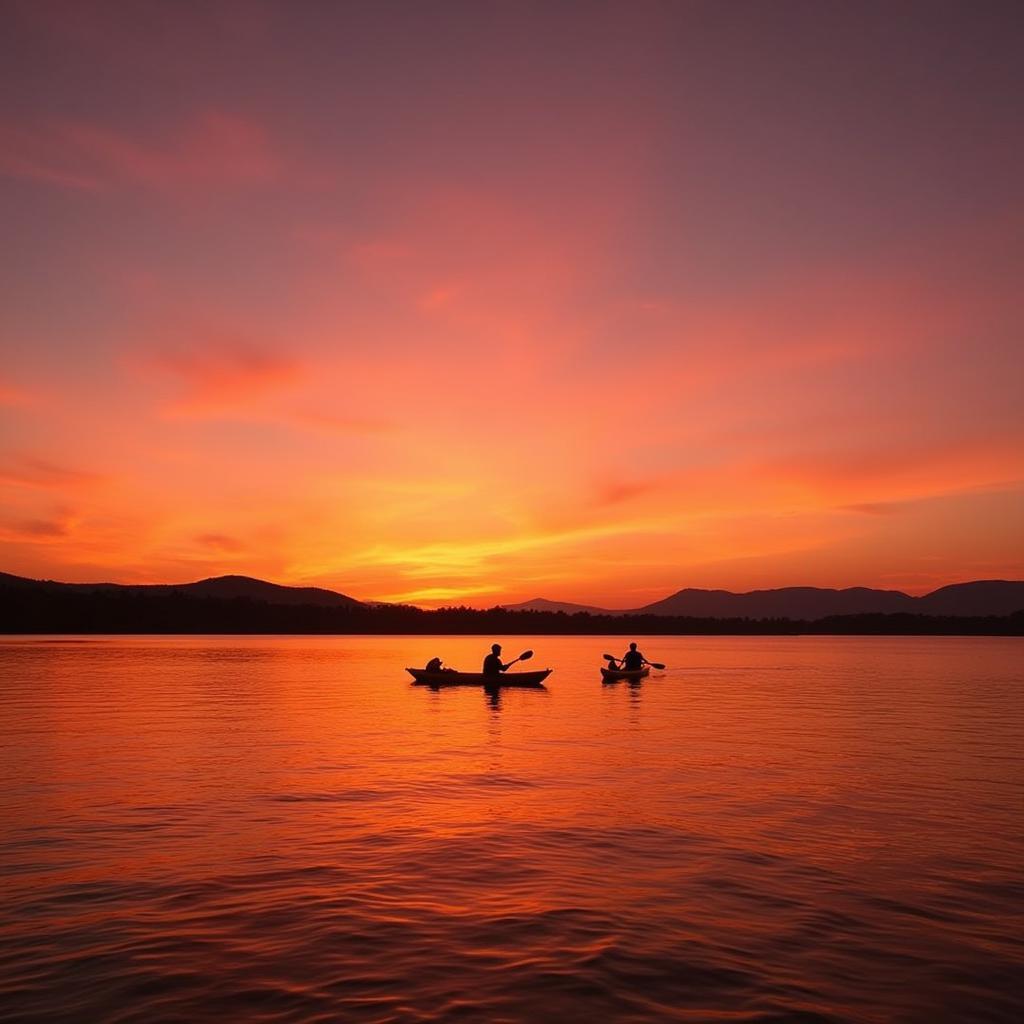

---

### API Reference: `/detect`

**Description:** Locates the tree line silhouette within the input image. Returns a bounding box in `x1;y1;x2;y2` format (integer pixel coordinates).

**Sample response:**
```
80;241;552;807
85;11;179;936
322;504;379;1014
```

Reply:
2;584;1022;635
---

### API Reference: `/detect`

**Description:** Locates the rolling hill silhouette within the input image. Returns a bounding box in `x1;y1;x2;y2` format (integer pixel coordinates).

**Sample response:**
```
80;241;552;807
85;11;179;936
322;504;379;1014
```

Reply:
0;573;363;608
914;580;1024;617
635;586;915;619
508;582;1024;620
500;597;614;616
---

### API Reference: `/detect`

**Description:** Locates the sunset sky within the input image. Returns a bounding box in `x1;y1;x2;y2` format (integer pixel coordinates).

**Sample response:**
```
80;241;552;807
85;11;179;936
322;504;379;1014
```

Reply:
2;1;1022;607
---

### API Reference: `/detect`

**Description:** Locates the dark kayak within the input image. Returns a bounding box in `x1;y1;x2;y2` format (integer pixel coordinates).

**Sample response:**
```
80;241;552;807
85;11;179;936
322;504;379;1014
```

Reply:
407;668;551;688
601;666;650;682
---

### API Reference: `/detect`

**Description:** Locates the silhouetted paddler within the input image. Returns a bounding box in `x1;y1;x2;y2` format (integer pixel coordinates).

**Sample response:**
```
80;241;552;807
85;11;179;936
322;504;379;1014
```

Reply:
482;643;510;676
621;642;648;671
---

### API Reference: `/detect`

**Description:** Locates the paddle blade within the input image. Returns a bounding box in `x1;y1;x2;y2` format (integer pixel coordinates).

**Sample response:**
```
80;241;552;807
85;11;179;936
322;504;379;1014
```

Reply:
649;662;666;670
518;649;534;661
602;653;617;661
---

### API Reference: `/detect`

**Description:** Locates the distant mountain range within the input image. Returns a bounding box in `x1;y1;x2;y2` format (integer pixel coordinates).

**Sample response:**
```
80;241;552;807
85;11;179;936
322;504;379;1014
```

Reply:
499;597;613;616
0;572;363;608
2;572;1022;635
2;572;1024;621
501;581;1024;620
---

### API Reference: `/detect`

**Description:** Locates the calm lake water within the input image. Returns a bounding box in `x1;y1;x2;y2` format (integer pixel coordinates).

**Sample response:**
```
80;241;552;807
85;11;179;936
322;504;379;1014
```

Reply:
1;635;1022;1023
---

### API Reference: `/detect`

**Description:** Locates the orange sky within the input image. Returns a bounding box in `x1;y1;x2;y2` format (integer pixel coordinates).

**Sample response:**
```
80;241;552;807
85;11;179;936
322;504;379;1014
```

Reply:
1;2;1022;607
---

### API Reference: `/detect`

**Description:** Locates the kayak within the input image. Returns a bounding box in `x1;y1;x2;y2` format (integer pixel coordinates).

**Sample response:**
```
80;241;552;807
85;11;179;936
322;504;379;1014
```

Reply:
407;668;551;688
601;666;649;682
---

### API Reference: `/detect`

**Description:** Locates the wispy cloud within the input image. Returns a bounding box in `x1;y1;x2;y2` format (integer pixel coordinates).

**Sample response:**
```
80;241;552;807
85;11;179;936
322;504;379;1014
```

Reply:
379;584;497;605
765;437;1024;506
842;502;905;516
338;516;671;583
595;477;663;506
138;335;394;436
0;506;77;543
0;456;103;490
0;111;280;193
148;338;302;415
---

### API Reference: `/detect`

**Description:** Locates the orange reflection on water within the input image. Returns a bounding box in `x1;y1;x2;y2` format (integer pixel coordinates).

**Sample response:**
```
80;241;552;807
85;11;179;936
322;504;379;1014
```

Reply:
1;635;1022;1022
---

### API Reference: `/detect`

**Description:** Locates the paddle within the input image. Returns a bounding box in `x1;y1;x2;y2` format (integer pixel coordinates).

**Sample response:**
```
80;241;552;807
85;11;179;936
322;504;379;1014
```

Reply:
504;649;533;670
603;652;666;671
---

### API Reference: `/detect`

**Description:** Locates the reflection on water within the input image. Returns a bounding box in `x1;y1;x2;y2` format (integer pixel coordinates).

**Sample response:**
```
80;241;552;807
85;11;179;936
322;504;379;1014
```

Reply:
1;635;1022;1023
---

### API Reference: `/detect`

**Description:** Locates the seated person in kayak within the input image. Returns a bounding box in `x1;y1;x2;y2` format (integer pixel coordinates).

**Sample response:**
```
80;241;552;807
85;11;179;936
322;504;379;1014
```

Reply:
482;643;511;676
424;657;455;673
620;642;649;671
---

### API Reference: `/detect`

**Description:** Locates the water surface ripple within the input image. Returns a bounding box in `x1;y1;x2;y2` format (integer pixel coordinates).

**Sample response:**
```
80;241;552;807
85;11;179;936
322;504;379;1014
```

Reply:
1;635;1022;1022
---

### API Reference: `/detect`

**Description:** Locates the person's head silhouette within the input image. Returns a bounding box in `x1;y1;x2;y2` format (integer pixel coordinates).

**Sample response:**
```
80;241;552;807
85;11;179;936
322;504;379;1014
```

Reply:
629;642;637;651
492;643;502;654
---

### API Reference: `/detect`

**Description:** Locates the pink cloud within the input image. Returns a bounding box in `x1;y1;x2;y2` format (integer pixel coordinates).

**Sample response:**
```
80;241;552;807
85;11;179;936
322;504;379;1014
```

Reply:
8;518;68;538
766;437;1023;492
136;335;392;435
0;504;77;543
0;456;102;490
148;338;302;415
0;111;280;193
595;477;663;506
